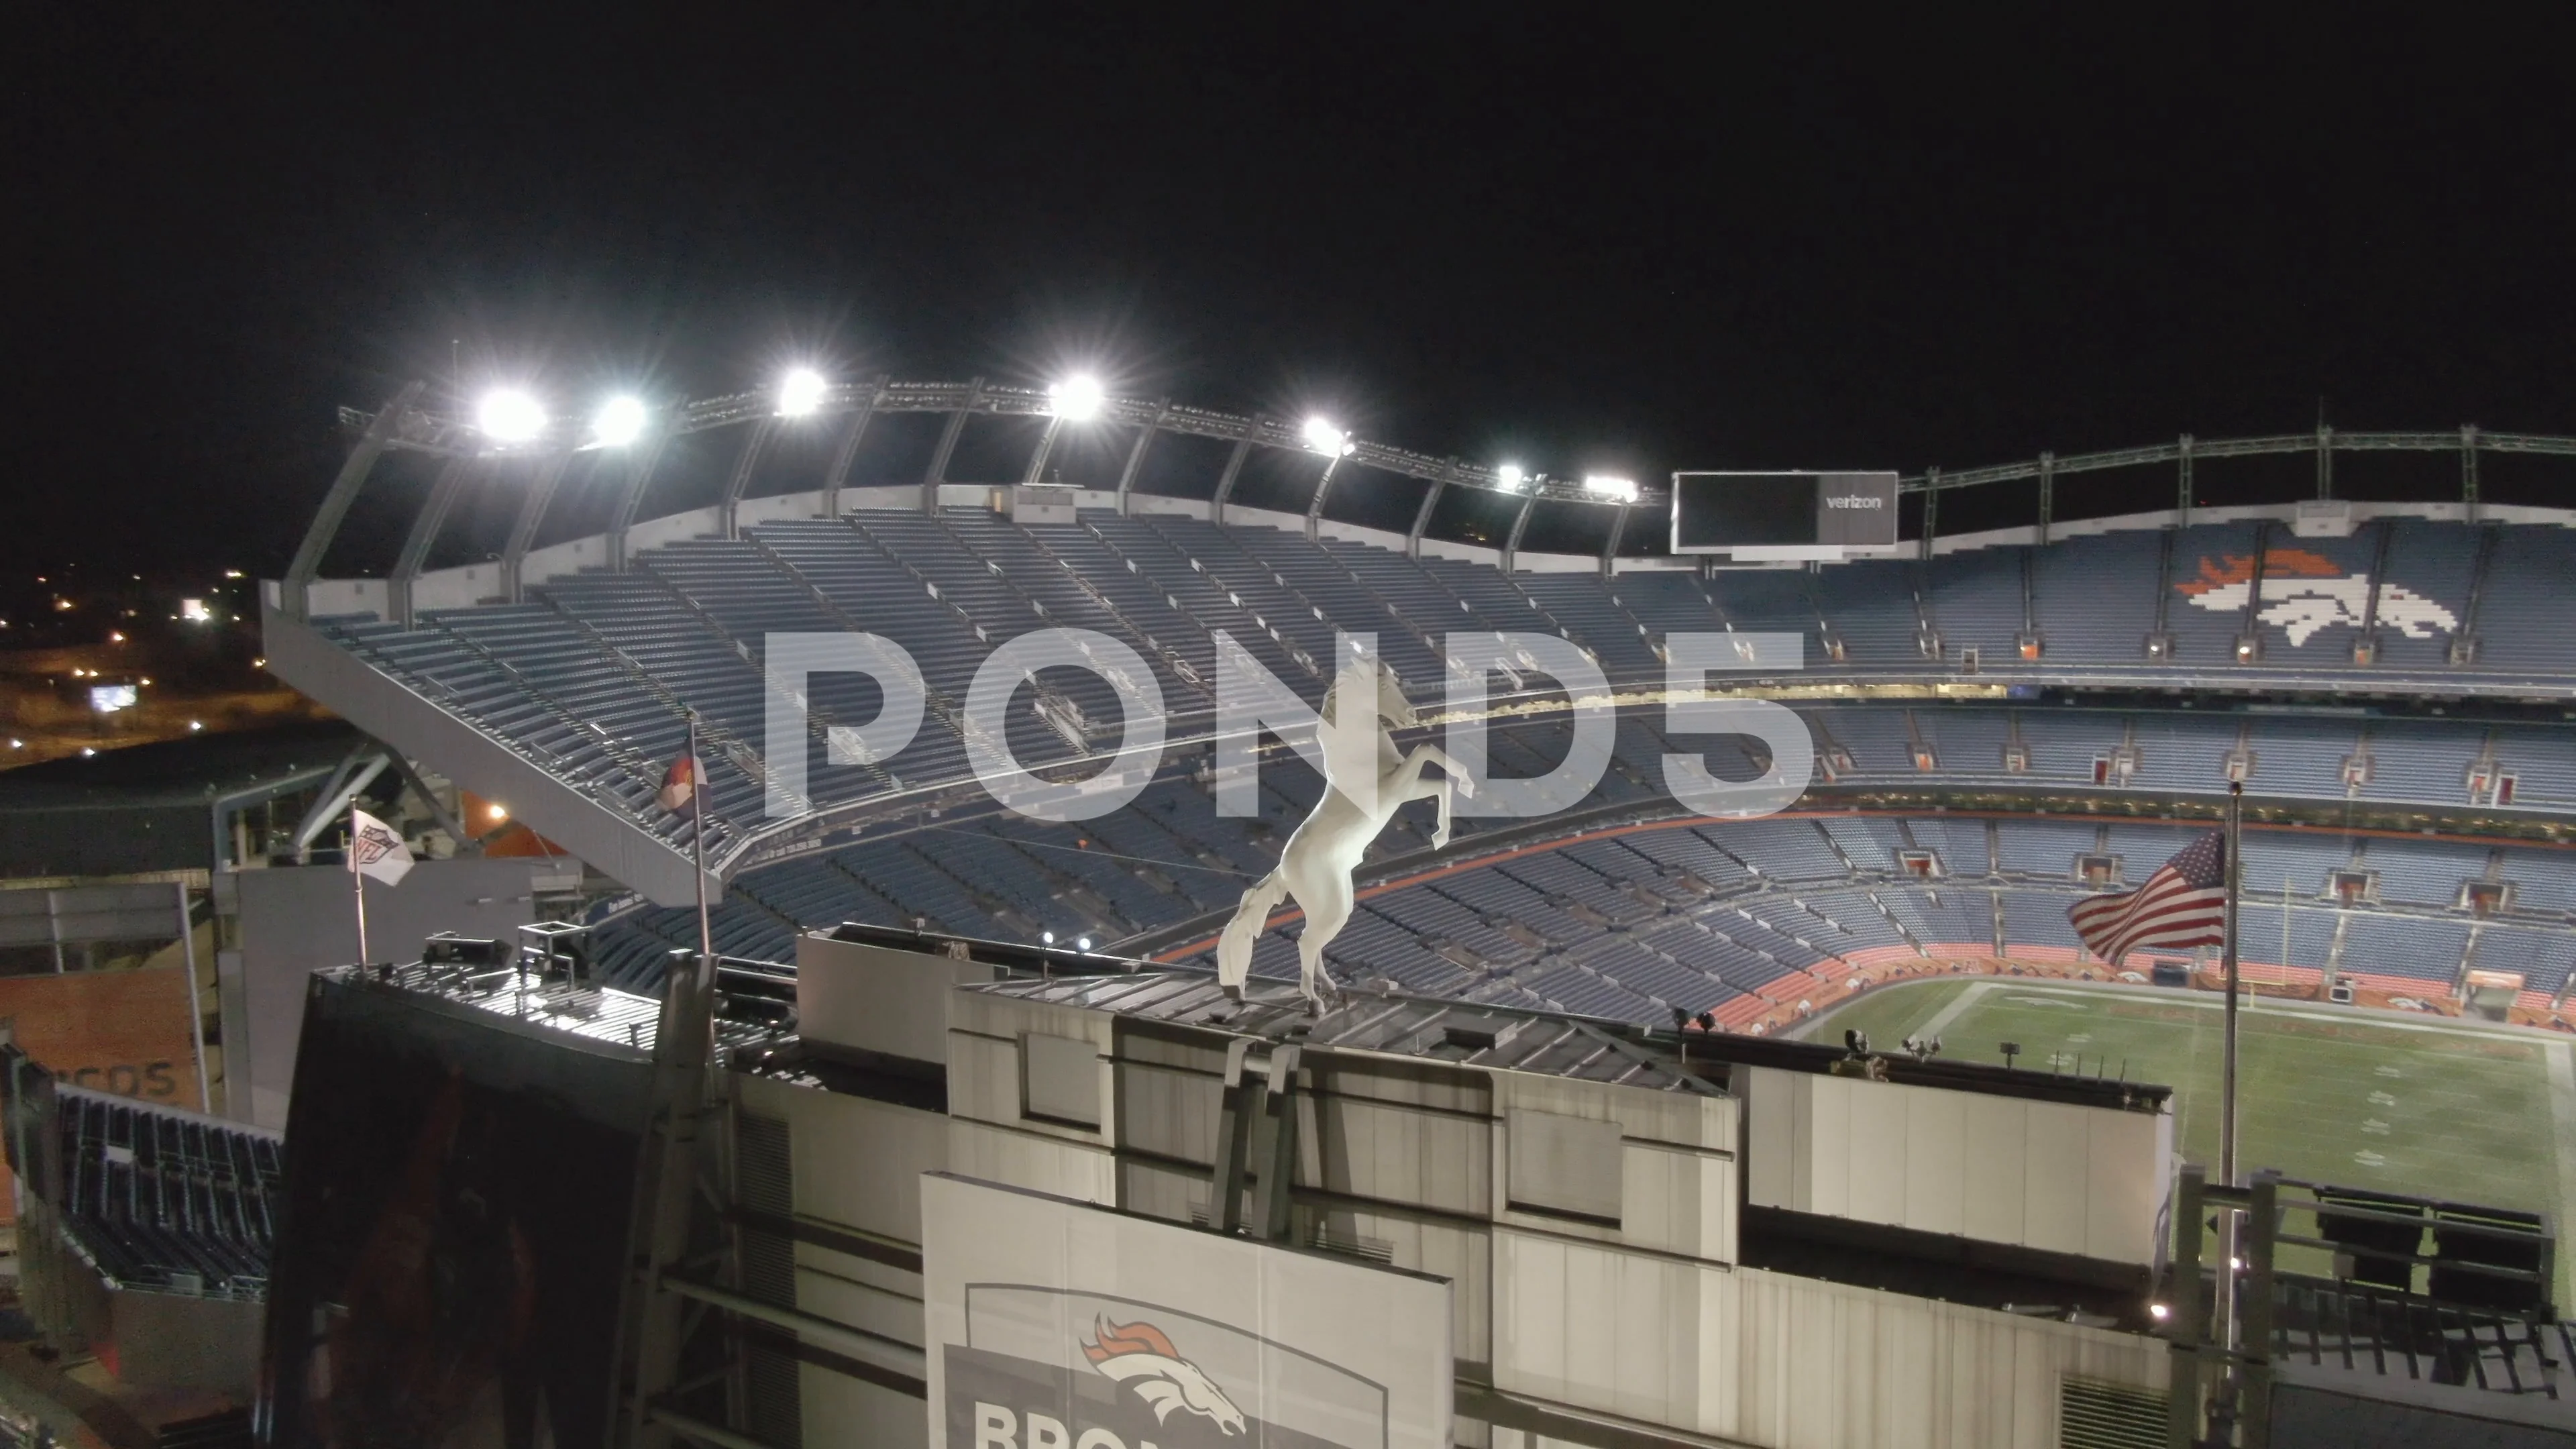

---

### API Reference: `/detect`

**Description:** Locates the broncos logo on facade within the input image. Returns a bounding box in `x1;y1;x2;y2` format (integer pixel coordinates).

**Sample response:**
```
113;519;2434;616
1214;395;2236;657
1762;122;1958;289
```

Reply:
1080;1316;1248;1436
2177;547;2459;645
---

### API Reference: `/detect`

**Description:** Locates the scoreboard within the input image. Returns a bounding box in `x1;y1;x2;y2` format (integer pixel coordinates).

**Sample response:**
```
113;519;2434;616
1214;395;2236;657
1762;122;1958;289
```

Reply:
1671;470;1900;559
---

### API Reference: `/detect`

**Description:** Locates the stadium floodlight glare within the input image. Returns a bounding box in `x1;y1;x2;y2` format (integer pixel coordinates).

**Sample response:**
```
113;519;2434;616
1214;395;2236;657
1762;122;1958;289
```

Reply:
1301;416;1354;457
777;367;828;417
476;388;548;443
1584;474;1639;502
1048;374;1107;422
1496;463;1525;492
593;394;648;447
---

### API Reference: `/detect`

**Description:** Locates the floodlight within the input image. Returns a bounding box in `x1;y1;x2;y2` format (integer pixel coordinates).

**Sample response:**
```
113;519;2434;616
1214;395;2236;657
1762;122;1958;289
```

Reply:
476;388;548;443
1042;930;1056;945
180;598;211;623
1301;417;1353;456
1583;474;1638;502
1049;374;1106;422
1496;463;1525;492
1076;936;1093;951
593;395;648;447
777;368;828;417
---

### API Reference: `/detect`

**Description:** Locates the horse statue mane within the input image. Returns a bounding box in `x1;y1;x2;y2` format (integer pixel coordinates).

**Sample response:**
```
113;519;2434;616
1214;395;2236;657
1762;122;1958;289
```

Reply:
1215;655;1472;1012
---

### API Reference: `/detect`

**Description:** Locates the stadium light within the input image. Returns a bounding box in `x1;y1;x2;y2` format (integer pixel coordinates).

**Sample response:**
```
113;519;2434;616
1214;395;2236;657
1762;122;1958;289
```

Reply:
1584;474;1639;502
476;388;548;443
1301;417;1354;457
593;395;648;447
1048;374;1106;422
777;368;828;417
1496;463;1525;492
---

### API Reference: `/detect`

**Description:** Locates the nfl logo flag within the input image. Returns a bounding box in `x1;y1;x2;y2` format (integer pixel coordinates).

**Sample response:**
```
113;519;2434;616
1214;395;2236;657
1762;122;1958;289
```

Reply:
347;807;414;887
2068;830;2227;965
658;752;704;813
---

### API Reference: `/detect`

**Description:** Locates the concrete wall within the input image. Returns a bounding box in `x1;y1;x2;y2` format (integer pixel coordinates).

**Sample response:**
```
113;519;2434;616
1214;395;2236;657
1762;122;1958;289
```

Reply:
1741;1065;2174;1267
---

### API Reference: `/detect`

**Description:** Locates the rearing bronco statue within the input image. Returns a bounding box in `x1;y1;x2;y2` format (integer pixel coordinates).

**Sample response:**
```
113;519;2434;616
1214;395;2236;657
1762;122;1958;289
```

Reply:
1216;656;1472;1013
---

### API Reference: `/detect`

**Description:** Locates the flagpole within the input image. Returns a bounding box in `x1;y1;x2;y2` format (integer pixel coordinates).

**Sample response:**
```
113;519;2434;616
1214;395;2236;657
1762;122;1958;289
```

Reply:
350;812;370;964
2216;780;2246;1413
2220;780;2243;1188
688;711;713;983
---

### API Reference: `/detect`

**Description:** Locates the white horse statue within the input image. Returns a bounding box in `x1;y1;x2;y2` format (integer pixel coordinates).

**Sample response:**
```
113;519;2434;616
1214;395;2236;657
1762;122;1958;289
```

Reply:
1216;657;1472;1012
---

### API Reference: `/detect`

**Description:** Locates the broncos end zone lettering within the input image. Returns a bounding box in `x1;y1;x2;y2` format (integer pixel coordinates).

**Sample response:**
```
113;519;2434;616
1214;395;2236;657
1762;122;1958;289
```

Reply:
922;1174;1452;1449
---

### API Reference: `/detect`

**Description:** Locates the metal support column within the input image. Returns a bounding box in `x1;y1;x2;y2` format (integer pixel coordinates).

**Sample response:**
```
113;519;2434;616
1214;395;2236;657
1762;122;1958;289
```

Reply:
2461;423;2481;523
388;457;477;628
283;380;425;621
502;450;577;602
1601;502;1631;577
1205;1040;1256;1233
2178;433;2195;527
1021;415;1066;486
1919;468;1940;561
718;417;780;540
608;436;674;572
1303;456;1344;540
1113;400;1169;516
1501;490;1539;574
2165;1165;2207;1447
1210;417;1263;518
1248;1046;1302;1242
2035;452;2054;547
818;378;885;519
1406;470;1449;559
2316;423;2334;500
614;951;722;1449
920;378;983;512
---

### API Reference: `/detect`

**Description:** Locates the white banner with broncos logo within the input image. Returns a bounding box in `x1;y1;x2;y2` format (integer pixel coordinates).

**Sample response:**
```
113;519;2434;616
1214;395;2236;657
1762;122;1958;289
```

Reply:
922;1173;1452;1449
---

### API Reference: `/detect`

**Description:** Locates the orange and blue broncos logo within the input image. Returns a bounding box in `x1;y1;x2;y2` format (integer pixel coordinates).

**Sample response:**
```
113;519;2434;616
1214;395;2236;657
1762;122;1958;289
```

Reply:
1080;1315;1248;1436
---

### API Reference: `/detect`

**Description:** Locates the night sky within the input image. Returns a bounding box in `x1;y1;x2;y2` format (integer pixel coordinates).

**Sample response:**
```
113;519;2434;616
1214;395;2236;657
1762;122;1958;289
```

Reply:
17;8;2576;576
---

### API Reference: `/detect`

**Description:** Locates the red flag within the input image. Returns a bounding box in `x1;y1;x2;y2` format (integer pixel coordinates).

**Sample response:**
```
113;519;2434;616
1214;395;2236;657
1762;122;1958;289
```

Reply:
658;753;704;813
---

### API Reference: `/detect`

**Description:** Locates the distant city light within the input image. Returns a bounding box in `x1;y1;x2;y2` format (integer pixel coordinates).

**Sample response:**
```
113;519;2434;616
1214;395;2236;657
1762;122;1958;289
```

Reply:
252;657;266;669
223;570;244;580
476;388;548;443
181;598;212;622
1496;463;1525;492
89;684;138;714
1049;374;1107;422
80;747;95;757
593;394;649;447
108;631;124;643
54;598;71;610
777;368;828;417
1301;417;1354;456
189;720;203;731
1583;474;1639;502
8;739;21;749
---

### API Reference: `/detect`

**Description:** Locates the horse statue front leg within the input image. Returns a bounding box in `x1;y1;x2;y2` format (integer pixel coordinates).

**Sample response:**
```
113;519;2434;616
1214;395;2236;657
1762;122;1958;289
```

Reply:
1395;743;1475;849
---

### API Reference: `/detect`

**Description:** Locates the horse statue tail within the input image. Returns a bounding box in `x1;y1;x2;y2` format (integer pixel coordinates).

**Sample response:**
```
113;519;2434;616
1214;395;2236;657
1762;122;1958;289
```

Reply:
1215;869;1289;995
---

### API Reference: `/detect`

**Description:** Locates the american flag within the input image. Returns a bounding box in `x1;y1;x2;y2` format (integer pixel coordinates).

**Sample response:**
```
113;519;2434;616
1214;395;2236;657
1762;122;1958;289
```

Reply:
2068;830;2229;964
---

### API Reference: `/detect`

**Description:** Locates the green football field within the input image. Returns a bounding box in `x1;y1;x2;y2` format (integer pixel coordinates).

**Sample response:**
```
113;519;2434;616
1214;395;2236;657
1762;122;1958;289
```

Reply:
1798;978;2576;1301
